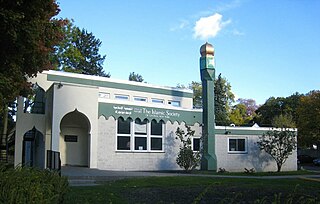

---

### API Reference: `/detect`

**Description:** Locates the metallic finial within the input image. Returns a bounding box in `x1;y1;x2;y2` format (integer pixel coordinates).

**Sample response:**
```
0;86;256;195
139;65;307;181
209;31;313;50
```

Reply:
200;42;214;57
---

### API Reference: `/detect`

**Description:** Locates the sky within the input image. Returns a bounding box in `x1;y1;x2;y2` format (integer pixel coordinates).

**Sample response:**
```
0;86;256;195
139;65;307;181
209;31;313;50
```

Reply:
56;0;320;105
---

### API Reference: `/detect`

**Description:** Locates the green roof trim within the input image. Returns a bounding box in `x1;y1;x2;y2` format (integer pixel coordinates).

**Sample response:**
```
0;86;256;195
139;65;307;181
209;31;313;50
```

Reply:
98;102;202;125
215;128;270;135
47;74;193;98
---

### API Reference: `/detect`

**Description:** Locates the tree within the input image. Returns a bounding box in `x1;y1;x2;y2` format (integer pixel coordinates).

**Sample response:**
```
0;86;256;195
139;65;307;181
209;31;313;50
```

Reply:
214;74;235;126
189;81;202;109
175;125;200;172
0;0;64;106
272;114;296;129
257;129;297;172
0;0;65;158
178;74;234;125
254;93;302;127
52;20;109;77
230;98;258;126
297;90;320;147
237;98;259;117
129;72;144;82
229;104;248;126
177;81;202;108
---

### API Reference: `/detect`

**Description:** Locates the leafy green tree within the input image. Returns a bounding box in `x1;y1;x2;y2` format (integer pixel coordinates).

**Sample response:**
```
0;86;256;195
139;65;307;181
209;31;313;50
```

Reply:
175;125;200;172
230;98;258;126
257;129;297;172
52;20;109;77
214;74;235;126
177;81;202;108
272;114;296;128
0;0;64;105
0;0;65;152
229;104;248;126
129;72;144;82
177;74;234;125
254;93;302;127
297;90;320;147
190;81;202;109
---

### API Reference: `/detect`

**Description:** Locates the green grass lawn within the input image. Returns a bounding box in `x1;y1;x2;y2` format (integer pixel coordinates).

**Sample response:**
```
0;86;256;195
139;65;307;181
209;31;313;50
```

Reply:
65;176;320;204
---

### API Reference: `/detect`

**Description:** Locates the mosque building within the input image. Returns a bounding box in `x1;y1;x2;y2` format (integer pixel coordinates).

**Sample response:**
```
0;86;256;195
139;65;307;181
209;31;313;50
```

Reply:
14;43;297;172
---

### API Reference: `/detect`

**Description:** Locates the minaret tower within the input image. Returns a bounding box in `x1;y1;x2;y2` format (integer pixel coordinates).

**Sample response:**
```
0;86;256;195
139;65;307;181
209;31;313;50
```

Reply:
199;42;217;171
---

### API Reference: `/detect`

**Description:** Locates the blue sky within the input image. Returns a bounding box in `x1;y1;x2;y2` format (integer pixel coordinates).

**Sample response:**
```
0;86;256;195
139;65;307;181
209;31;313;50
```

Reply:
57;0;320;105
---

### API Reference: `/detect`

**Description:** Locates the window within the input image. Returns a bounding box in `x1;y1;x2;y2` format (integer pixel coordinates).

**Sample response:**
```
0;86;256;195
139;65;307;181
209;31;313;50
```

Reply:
152;98;164;104
193;138;200;151
99;92;110;99
168;100;180;107
115;94;129;100
116;117;164;152
228;138;247;153
134;119;148;150
64;135;78;142
117;136;130;150
117;117;132;150
150;120;163;150
151;138;162;150
118;117;131;134
151;119;162;135
134;97;147;102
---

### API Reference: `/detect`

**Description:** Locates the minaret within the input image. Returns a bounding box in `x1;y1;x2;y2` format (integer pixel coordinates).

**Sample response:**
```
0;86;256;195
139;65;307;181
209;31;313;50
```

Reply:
199;42;217;171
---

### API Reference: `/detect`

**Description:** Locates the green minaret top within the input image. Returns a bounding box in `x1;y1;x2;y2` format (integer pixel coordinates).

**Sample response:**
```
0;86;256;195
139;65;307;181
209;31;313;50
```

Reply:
200;42;215;71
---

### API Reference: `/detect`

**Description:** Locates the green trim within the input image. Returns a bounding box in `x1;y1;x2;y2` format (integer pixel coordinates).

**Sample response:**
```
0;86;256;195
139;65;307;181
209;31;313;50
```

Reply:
47;74;193;98
215;128;270;135
98;102;201;125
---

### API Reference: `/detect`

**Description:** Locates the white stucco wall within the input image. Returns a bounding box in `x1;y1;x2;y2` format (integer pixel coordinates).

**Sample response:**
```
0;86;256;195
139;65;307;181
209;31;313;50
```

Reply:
14;97;46;167
215;134;297;172
52;83;99;168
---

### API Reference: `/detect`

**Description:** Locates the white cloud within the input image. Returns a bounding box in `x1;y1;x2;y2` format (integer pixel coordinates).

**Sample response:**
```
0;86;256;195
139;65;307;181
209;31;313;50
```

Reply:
194;13;231;40
232;29;245;36
170;20;190;32
215;0;242;12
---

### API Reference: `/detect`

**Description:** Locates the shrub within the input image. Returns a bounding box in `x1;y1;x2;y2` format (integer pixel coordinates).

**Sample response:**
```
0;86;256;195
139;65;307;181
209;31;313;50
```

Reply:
0;164;69;204
176;125;201;172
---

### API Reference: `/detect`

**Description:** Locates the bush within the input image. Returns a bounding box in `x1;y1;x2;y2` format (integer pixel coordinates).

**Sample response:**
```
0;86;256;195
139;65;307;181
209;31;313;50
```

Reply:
0;164;69;204
176;125;201;172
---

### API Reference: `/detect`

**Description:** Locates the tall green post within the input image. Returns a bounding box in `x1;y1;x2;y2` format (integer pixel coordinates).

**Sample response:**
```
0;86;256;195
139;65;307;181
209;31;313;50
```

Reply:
200;42;217;171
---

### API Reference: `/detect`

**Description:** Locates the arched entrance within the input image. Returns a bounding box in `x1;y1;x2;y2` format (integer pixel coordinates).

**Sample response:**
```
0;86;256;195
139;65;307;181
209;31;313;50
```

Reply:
22;127;45;168
60;110;90;167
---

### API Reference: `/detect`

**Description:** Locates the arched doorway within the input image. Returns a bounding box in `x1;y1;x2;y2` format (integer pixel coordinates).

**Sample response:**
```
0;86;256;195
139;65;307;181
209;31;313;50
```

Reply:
22;127;45;168
60;110;90;167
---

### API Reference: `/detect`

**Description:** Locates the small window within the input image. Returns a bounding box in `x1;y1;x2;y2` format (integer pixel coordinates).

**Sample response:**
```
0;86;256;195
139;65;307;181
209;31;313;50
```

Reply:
135;137;147;150
135;118;147;135
151;120;162;135
64;135;78;142
151;138;162;150
117;136;130;150
117;117;131;134
152;98;164;104
134;97;147;102
168;100;180;107
99;92;110;99
115;95;129;100
193;138;200;151
228;138;246;153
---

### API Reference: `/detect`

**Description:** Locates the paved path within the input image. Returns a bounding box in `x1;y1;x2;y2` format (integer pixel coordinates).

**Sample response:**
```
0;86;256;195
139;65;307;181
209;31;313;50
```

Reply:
61;166;320;186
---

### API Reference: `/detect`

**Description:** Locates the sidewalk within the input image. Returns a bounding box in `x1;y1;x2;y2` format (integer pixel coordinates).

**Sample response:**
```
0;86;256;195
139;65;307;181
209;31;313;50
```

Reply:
61;166;320;186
